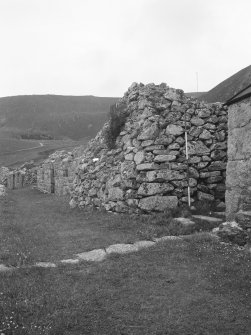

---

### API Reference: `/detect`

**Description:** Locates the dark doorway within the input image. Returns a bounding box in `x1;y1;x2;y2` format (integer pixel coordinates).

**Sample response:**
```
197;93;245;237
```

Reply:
50;168;55;193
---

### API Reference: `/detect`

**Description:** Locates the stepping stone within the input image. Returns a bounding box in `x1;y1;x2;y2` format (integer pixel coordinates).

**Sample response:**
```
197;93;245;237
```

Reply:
35;262;57;268
154;235;182;243
0;264;13;272
106;243;139;255
133;240;155;249
174;217;195;225
76;249;107;262
60;258;80;264
192;215;223;223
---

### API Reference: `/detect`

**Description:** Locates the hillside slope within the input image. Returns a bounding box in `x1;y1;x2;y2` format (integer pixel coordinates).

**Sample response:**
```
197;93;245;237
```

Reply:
0;95;118;140
200;65;251;103
185;92;205;99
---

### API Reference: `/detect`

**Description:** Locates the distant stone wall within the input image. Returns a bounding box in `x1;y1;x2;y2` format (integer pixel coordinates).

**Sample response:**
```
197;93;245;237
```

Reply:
70;83;228;213
226;96;251;220
2;162;37;190
0;167;9;185
37;151;78;195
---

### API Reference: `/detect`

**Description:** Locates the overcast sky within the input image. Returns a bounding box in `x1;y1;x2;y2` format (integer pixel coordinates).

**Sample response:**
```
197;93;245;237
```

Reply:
0;0;250;97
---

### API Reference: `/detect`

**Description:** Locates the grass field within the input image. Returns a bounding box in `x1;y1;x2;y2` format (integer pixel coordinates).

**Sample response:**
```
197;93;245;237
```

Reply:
0;138;41;153
0;188;250;334
0;188;189;266
0;138;88;168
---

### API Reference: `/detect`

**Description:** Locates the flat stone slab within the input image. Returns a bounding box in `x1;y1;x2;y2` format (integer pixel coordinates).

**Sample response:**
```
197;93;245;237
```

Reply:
154;235;182;242
60;258;80;264
76;249;107;262
174;217;195;225
192;215;223;223
133;240;155;249
213;212;226;217
35;262;57;268
0;264;13;272
106;244;139;254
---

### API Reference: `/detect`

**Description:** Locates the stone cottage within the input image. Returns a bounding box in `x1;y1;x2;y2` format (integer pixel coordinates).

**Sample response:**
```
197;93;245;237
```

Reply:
225;84;251;225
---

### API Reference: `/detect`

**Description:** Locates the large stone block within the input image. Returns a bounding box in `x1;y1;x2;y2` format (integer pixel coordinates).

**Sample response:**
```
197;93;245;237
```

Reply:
165;124;184;136
226;159;251;189
228;126;251;160
197;191;214;201
146;170;186;182
199;129;212;140
136;163;160;171
107;174;121;188
164;89;183;102
138;195;178;211
145;145;164;152
190;117;205;126
120;161;136;179
138;182;174;196
208;161;226;171
134;151;145;165
137;123;159;140
235;210;251;229
108;187;124;201
188;141;210;156
154;155;176;162
228;101;251;130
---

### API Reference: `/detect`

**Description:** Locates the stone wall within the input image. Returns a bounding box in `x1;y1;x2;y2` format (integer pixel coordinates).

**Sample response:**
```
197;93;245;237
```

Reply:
37;150;78;195
2;162;37;190
37;162;54;193
0;167;9;185
226;96;251;220
70;83;228;213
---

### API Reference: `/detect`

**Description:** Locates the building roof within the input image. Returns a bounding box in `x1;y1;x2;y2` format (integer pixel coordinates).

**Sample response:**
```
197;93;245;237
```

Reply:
225;84;251;105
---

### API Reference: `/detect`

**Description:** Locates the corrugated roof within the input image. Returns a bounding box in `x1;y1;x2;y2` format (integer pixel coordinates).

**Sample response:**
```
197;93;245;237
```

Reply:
225;84;251;105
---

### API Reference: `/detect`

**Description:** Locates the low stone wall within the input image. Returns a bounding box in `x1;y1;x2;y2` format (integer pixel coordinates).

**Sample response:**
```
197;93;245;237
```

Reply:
70;83;228;213
226;96;251;220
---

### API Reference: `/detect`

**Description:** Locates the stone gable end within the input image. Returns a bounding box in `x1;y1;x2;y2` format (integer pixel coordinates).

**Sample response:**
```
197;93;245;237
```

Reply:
68;82;228;213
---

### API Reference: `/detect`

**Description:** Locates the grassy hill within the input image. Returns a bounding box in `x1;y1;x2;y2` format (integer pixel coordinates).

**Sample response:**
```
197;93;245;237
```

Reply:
185;92;205;99
0;95;119;140
0;94;118;167
200;65;251;103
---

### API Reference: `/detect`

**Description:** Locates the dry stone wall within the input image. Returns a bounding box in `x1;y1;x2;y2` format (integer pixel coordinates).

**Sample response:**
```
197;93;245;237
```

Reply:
226;96;251;220
37;150;79;195
1;162;37;190
70;82;228;213
0;167;9;185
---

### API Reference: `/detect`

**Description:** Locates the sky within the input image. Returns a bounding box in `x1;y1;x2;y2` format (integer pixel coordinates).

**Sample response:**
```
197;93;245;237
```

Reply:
0;0;250;97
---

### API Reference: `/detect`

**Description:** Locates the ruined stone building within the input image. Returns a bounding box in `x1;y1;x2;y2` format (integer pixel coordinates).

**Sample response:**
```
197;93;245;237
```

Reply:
225;85;251;225
37;150;79;195
1;162;37;190
68;83;228;213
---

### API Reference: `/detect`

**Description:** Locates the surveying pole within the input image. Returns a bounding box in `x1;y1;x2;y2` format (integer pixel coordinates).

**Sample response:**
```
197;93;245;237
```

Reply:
184;108;191;207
